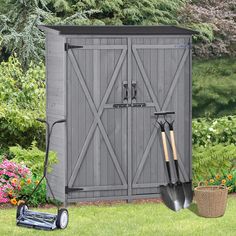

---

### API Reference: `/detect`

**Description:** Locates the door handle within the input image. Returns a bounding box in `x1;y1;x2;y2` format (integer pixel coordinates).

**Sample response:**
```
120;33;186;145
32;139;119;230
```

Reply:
122;81;128;103
131;81;137;101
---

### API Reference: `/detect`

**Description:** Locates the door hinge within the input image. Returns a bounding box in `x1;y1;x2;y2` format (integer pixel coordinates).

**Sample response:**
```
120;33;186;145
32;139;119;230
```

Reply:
64;43;83;51
65;186;84;194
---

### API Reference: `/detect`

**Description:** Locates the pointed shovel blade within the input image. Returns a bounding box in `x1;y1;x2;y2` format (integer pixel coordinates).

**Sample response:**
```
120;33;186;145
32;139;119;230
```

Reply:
182;181;193;208
160;183;185;212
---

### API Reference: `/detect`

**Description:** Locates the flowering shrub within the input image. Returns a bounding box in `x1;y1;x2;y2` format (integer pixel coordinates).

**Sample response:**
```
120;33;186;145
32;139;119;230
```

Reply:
192;116;236;146
18;176;47;207
208;171;236;193
0;159;46;206
0;159;31;204
195;169;236;194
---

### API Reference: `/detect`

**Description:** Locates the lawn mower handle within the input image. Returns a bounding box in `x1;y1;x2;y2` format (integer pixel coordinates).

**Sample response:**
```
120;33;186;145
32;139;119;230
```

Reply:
25;118;66;205
52;119;66;128
36;118;66;126
53;119;66;124
36;118;66;176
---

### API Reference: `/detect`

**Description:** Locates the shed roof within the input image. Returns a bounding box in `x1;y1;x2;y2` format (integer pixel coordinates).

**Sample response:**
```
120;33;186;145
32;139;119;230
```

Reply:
38;25;197;35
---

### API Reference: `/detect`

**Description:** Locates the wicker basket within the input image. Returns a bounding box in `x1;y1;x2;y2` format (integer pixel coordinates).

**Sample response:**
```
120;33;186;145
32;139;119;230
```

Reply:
194;183;228;218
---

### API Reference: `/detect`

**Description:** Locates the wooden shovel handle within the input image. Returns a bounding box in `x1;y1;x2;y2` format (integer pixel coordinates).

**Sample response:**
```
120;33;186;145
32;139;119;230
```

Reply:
170;130;178;160
161;132;169;162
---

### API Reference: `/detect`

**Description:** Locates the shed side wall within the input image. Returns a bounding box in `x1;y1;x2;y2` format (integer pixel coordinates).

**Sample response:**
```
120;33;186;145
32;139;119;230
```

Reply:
46;33;66;202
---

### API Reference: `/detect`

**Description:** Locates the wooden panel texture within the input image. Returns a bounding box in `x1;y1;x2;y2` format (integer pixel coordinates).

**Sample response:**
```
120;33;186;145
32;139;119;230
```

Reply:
46;33;192;203
46;33;66;202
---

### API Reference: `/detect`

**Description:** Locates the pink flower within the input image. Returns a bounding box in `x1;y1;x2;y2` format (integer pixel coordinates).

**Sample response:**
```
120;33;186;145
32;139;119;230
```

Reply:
0;159;32;203
0;187;9;203
0;178;6;183
0;197;8;203
5;171;17;178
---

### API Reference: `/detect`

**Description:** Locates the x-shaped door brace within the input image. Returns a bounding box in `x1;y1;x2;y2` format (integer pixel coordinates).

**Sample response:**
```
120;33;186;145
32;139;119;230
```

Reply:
132;45;190;187
68;48;127;188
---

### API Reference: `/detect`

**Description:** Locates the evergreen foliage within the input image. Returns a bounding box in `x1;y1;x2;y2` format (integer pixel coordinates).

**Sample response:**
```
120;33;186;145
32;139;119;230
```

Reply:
0;0;48;66
0;0;235;65
0;0;185;67
0;0;92;66
192;58;236;117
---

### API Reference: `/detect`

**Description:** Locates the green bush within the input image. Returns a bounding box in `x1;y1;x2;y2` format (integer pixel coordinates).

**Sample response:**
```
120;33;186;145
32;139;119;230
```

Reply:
192;116;236;146
192;58;236;117
192;144;236;182
192;115;236;188
0;56;46;149
190;23;214;43
8;141;57;177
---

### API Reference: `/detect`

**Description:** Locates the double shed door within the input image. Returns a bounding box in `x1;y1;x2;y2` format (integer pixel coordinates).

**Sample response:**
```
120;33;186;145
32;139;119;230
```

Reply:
66;36;191;200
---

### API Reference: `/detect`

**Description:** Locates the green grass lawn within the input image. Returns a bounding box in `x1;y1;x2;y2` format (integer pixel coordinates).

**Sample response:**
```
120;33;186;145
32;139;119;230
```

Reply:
1;197;236;236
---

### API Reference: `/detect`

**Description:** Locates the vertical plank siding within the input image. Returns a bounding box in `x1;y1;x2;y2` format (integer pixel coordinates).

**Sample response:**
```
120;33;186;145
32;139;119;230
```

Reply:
46;33;66;202
46;34;192;203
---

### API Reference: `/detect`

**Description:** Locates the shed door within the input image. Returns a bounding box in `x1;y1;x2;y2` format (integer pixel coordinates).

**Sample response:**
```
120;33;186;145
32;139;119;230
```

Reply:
131;37;190;195
67;38;128;199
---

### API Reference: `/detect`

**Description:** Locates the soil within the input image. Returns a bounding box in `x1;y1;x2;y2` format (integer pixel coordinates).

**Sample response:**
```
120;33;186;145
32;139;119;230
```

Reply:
76;198;163;207
1;193;235;209
0;198;163;209
0;203;13;209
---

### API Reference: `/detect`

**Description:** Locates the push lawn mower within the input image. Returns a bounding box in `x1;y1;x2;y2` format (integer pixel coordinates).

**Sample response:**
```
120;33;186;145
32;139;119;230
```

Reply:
16;118;69;230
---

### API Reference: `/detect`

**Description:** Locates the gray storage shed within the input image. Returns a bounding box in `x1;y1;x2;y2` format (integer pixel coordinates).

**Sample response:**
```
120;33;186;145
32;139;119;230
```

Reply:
39;25;195;204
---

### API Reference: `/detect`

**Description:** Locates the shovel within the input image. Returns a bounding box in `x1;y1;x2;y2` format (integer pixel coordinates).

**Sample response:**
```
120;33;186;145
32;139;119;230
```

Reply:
165;117;193;208
155;118;184;211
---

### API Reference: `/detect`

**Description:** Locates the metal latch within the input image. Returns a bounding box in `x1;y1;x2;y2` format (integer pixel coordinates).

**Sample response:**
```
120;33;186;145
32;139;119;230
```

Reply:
131;102;146;107
113;103;128;108
113;103;146;108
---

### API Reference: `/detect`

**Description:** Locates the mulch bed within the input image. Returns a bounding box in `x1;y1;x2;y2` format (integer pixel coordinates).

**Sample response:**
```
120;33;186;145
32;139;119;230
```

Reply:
77;198;163;207
0;198;163;209
0;203;13;209
0;203;57;210
1;193;235;209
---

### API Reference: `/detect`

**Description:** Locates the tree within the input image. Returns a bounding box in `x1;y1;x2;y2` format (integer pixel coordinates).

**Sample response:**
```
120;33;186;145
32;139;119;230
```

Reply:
0;0;55;67
0;0;185;67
